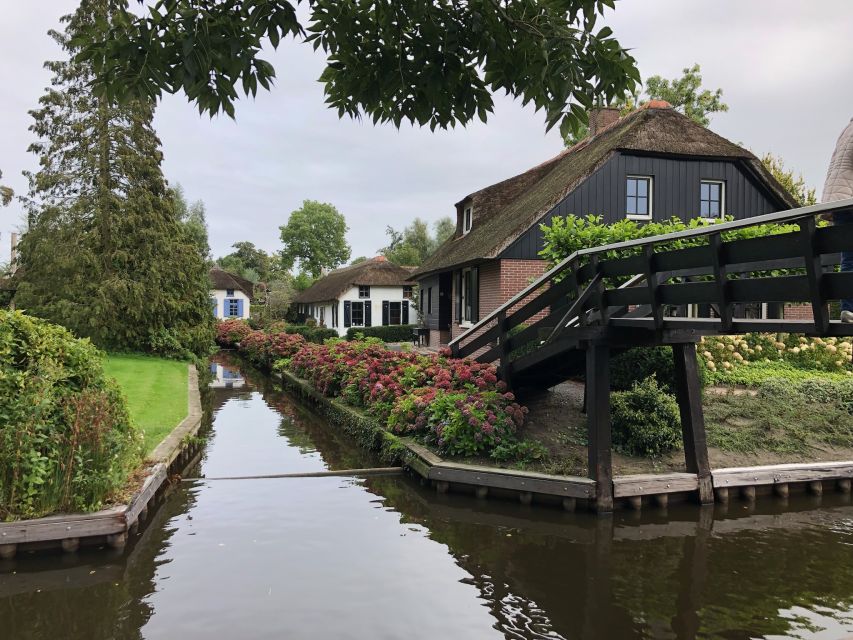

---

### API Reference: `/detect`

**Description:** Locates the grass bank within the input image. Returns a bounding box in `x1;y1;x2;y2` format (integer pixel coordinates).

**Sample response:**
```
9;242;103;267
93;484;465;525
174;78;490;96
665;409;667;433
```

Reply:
104;354;189;454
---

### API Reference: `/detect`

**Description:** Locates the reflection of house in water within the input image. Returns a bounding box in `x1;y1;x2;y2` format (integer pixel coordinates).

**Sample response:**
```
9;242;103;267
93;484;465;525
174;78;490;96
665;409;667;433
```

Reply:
209;363;245;389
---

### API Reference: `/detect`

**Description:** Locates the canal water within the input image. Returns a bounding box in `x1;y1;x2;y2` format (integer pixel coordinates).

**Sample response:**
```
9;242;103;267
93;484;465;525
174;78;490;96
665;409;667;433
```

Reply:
3;354;853;639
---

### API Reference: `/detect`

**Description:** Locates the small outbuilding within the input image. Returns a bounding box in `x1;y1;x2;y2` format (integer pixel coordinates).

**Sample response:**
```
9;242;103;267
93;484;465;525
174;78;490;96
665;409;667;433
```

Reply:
210;266;254;320
293;257;414;336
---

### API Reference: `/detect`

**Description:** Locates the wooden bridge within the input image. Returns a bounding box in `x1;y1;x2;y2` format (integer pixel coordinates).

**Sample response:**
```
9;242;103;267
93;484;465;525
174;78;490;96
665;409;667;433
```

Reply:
450;199;853;511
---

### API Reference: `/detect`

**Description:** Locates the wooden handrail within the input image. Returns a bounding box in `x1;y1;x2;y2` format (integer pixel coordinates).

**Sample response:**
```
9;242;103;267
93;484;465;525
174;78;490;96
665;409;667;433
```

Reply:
448;198;853;348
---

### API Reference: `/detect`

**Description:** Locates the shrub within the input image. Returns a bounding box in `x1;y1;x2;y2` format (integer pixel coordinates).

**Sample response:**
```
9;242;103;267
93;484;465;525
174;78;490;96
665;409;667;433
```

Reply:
285;325;339;343
0;311;143;520
346;325;416;342
611;376;682;457
215;319;253;346
610;346;675;392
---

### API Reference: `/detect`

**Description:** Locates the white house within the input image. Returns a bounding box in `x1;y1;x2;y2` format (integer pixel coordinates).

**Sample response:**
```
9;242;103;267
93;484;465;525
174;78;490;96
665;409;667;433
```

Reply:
293;257;414;337
210;267;253;320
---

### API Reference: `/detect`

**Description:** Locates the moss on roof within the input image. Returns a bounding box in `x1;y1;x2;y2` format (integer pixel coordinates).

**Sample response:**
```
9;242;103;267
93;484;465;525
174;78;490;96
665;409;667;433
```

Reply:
412;105;797;278
294;257;414;303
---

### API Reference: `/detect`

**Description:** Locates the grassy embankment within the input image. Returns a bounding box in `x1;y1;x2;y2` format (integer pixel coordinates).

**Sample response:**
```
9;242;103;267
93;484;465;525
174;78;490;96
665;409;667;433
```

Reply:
104;354;189;454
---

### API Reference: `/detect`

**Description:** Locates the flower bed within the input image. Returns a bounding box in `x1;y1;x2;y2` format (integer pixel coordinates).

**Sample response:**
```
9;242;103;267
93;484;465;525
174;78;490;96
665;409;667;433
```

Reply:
216;320;529;459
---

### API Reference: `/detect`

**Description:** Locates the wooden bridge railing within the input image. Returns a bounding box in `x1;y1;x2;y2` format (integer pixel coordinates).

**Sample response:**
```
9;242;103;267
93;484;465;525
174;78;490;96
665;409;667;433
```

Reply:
450;198;853;367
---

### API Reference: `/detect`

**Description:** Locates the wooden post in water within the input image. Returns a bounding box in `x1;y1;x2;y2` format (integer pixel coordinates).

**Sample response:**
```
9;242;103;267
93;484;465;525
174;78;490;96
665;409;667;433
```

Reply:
586;342;614;512
672;343;714;504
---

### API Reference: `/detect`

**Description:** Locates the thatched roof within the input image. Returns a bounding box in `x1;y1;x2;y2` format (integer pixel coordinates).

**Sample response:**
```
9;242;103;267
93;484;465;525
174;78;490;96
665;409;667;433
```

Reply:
294;257;414;303
210;267;254;297
412;103;798;278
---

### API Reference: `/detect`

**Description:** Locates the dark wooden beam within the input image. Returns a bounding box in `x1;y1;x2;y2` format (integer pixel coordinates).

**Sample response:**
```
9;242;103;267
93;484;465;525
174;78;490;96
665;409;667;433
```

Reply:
800;217;830;334
586;342;613;512
672;343;714;504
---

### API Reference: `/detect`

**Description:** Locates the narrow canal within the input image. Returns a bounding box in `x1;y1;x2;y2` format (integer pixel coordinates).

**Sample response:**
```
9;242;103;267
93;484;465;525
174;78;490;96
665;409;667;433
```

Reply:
4;354;853;639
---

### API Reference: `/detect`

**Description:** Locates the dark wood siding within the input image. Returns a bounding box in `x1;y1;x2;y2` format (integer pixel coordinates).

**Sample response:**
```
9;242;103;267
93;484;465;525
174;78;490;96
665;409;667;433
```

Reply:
501;152;788;260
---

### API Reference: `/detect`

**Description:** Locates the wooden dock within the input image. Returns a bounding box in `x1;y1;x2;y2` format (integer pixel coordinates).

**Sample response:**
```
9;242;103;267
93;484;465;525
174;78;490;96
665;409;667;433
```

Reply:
0;365;204;560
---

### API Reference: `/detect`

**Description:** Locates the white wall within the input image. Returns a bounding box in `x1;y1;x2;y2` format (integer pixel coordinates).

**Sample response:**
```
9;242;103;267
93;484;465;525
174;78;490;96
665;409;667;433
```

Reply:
211;288;251;319
301;285;413;337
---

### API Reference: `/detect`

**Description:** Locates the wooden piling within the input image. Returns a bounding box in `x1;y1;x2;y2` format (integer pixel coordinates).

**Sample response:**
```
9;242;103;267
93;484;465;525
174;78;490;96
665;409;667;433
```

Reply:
586;343;614;513
839;478;852;494
475;486;488;499
106;532;127;550
435;480;449;494
808;480;823;496
61;538;80;553
519;491;533;506
627;496;642;511
562;497;576;512
0;544;16;560
774;483;789;499
741;486;756;502
714;487;729;504
654;494;669;509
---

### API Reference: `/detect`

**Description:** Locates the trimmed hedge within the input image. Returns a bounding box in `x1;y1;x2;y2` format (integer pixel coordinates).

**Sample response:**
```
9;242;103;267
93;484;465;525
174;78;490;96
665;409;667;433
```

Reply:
282;324;338;344
0;311;144;519
611;376;682;457
346;325;416;342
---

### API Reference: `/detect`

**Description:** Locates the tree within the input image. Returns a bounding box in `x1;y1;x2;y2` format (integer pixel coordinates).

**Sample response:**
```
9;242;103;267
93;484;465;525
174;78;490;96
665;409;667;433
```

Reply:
257;278;296;322
382;216;455;266
0;170;12;206
15;0;213;358
761;153;817;207
350;256;368;265
279;200;350;278
564;63;728;146
74;1;639;139
170;183;210;259
216;241;275;282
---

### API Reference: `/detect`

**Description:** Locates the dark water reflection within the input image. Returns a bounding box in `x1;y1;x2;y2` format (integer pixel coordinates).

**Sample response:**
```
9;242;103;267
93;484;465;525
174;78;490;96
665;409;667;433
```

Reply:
3;354;853;639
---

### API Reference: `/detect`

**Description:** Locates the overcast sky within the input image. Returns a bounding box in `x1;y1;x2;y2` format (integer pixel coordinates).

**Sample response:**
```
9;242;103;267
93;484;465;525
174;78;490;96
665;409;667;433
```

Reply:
2;1;852;265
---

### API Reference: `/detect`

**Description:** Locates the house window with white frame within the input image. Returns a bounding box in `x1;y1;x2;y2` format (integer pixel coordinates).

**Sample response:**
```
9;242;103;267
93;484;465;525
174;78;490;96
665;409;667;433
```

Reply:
463;205;473;234
403;285;413;299
351;301;365;326
626;176;652;219
358;285;370;298
700;180;724;219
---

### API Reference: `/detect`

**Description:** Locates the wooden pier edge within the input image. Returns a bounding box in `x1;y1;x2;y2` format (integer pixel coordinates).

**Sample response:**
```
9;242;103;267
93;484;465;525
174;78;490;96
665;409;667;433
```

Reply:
276;368;853;514
0;365;203;558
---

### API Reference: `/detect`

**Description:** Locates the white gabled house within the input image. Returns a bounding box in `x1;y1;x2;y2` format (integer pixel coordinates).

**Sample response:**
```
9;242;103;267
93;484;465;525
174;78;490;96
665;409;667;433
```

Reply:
210;267;254;320
293;256;415;337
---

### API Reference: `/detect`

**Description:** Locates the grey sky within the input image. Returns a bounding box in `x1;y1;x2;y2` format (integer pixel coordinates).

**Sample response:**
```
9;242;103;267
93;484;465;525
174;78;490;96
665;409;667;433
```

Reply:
2;1;852;266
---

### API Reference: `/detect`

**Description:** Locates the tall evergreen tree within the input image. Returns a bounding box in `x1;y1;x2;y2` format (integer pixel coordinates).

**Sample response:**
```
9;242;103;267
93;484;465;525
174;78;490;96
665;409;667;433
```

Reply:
16;0;213;357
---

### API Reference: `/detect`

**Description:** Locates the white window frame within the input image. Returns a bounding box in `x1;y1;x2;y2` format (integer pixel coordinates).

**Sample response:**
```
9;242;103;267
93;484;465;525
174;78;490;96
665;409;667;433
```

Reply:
700;179;725;219
626;175;653;221
358;285;370;299
463;206;473;234
460;267;475;327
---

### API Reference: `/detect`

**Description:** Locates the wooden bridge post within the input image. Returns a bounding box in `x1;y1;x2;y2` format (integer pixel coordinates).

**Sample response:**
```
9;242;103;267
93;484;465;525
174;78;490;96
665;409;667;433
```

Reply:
497;310;512;390
672;343;714;504
586;341;614;512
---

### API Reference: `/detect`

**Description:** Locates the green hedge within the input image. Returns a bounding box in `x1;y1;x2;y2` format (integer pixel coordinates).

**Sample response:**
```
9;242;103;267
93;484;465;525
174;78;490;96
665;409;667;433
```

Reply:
611;376;682;457
0;311;143;519
346;325;416;342
283;325;339;344
610;346;676;393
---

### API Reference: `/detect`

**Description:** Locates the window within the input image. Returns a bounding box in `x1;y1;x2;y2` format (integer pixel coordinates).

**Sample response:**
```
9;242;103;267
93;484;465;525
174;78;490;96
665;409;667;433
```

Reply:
419;288;424;313
460;267;478;324
226;288;235;297
358;285;370;298
700;180;724;218
403;285;413;299
389;302;402;325
463;206;473;234
227;298;240;317
626;176;652;219
428;287;433;314
351;301;365;326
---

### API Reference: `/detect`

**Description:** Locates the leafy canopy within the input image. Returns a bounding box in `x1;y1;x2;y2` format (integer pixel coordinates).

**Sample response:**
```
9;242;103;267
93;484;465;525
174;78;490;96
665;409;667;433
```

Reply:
279;199;350;277
760;152;817;207
73;0;639;138
217;240;278;282
0;170;12;206
381;216;454;266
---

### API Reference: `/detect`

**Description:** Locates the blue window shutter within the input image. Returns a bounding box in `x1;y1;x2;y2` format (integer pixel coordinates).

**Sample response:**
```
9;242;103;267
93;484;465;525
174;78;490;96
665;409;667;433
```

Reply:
236;299;244;317
344;301;351;328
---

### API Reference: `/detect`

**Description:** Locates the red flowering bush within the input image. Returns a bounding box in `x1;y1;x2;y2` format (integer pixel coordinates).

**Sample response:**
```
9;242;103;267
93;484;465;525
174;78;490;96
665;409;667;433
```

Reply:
220;325;530;459
215;319;253;346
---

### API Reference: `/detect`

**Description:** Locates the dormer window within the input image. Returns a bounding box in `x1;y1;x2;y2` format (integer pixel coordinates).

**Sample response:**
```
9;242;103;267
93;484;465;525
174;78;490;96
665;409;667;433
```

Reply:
463;205;473;234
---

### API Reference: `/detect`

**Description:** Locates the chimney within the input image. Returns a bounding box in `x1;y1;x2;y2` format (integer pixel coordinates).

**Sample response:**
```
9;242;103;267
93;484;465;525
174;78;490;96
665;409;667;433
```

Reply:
588;106;621;137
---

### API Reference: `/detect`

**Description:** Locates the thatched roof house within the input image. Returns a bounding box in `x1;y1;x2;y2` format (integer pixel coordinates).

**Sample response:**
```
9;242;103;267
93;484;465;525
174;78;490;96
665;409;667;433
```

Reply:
410;101;797;346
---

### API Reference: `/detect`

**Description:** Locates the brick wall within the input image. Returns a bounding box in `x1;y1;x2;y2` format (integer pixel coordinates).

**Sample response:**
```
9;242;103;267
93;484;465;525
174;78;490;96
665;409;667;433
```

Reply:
448;259;549;356
783;303;814;321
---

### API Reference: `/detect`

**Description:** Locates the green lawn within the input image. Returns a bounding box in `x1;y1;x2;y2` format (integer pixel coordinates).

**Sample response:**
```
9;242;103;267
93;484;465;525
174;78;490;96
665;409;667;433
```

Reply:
103;354;189;454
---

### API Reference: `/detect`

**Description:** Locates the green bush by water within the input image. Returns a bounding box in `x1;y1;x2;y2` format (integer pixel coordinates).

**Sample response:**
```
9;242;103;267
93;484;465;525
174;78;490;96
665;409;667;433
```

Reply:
0;311;143;520
611;376;682;457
